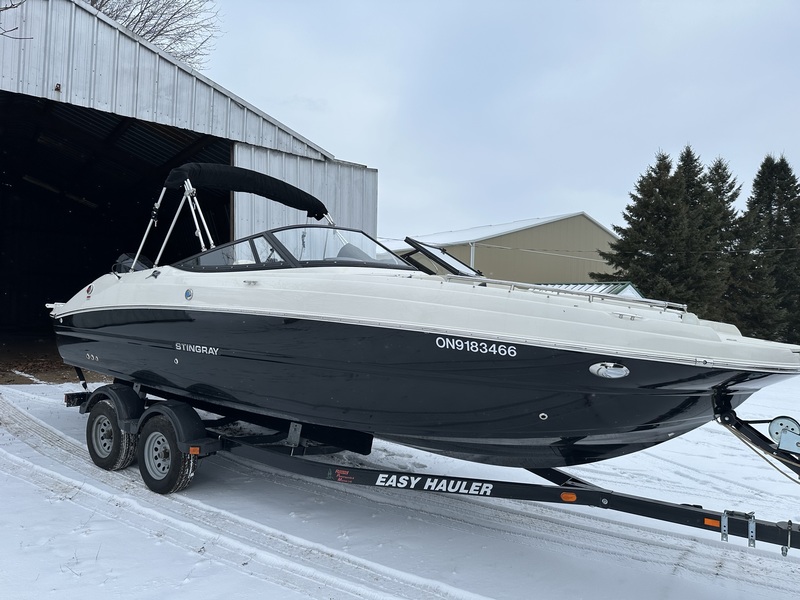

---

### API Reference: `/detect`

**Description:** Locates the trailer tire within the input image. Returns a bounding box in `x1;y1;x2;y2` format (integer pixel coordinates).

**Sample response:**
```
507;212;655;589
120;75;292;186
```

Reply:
86;399;138;470
137;415;197;494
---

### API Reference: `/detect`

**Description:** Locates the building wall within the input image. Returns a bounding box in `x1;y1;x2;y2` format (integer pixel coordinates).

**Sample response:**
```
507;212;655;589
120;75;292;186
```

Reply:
1;0;379;235
444;214;615;283
232;144;378;237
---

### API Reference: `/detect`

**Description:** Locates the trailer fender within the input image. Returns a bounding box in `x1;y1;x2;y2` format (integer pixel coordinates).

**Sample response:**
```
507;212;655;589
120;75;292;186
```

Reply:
137;401;221;455
82;384;145;432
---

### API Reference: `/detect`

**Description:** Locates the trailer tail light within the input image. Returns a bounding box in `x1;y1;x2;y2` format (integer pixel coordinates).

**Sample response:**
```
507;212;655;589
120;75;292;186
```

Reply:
560;492;577;502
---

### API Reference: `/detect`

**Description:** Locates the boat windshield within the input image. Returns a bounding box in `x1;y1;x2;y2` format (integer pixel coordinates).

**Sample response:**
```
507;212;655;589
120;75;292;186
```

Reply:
272;226;411;268
173;226;414;272
400;238;483;277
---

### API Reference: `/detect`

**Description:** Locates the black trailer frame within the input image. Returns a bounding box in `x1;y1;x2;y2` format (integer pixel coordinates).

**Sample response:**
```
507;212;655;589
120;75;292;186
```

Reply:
65;377;800;556
218;428;799;556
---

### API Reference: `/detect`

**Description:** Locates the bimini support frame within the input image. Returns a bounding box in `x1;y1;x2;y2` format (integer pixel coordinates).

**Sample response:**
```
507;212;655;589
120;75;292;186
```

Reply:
153;179;215;266
128;162;331;272
130;186;166;273
131;180;217;272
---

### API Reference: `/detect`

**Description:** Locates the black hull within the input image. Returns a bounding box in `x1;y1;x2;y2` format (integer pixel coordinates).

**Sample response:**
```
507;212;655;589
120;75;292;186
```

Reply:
54;308;777;468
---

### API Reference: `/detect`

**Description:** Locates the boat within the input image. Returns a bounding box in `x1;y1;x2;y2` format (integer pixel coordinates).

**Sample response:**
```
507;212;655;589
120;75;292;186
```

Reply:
49;162;800;470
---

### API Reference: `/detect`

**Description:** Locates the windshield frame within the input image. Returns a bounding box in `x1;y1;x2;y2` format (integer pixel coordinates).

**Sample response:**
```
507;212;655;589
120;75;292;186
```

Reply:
173;225;416;272
269;225;416;270
400;238;483;277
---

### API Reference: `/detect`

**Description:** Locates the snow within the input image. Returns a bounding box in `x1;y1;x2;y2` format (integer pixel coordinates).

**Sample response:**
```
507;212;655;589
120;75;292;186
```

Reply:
1;377;799;599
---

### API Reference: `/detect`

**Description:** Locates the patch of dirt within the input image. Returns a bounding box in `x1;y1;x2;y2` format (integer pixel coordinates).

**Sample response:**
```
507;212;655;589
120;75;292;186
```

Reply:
0;333;109;385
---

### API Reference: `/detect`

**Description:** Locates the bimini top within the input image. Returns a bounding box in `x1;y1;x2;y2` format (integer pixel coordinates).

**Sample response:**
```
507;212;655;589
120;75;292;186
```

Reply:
164;162;329;221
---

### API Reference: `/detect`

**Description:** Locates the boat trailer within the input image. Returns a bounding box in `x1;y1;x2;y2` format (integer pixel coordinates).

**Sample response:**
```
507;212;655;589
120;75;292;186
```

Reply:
219;412;800;557
65;378;800;556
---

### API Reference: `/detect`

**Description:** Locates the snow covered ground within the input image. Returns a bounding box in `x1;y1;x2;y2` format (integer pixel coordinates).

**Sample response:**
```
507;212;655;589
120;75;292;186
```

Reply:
1;376;799;599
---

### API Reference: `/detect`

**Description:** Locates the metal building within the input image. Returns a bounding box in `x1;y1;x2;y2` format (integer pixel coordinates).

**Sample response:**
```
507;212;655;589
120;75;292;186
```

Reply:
384;213;618;284
0;0;377;331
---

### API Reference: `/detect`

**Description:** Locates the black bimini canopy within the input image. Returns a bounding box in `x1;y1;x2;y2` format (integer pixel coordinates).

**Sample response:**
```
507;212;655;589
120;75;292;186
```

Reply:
165;162;328;220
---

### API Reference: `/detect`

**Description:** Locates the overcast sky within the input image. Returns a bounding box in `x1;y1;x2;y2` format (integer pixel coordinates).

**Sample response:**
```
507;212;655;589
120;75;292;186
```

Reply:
206;0;800;240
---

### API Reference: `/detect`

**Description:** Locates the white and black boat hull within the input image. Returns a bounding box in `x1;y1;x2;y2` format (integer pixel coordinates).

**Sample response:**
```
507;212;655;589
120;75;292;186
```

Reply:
54;307;780;468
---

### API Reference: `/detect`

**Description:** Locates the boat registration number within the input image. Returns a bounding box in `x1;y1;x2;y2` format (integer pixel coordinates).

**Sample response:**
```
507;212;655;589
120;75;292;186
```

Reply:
435;336;517;357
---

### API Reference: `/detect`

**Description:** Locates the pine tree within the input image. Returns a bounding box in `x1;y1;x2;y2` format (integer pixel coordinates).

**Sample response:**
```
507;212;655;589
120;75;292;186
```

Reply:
672;146;724;319
700;157;740;322
596;152;690;302
729;209;786;340
737;155;800;342
596;147;737;320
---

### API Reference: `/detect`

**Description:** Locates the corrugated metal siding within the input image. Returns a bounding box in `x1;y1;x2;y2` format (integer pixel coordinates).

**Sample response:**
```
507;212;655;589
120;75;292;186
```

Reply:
232;144;378;237
0;0;331;161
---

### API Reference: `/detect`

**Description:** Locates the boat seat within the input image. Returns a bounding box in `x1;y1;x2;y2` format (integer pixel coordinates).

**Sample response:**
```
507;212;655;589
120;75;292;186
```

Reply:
337;243;372;261
113;252;154;273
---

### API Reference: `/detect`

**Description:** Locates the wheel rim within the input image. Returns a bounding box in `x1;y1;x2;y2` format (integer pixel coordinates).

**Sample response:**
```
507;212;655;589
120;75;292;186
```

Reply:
143;432;171;480
91;415;114;458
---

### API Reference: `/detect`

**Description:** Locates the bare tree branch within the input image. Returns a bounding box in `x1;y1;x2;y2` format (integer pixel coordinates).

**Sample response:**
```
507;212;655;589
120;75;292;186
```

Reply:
1;0;30;39
89;0;220;70
0;0;26;11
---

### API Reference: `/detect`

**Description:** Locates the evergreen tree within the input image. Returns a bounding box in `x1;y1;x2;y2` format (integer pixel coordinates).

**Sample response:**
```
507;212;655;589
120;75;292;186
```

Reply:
701;157;740;322
596;152;690;302
737;155;800;342
705;157;741;251
728;209;786;340
672;146;727;319
596;146;737;320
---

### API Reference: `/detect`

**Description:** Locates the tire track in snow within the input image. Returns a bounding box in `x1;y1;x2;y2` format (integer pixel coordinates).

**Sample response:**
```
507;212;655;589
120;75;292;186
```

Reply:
0;388;491;600
214;447;800;594
0;447;372;600
2;386;799;596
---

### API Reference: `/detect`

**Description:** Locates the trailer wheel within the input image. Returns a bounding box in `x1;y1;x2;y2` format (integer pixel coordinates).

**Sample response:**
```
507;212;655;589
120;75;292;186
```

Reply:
86;399;138;470
137;415;197;494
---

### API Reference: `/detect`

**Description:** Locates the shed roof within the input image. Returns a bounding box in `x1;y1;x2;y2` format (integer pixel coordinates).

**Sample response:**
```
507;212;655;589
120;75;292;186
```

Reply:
0;0;334;161
382;212;616;252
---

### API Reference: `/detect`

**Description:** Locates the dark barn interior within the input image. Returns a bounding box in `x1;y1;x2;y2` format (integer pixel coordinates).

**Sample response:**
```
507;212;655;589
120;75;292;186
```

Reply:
1;90;234;334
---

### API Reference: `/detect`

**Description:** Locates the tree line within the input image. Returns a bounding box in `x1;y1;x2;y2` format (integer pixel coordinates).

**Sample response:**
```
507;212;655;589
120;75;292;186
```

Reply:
595;146;800;343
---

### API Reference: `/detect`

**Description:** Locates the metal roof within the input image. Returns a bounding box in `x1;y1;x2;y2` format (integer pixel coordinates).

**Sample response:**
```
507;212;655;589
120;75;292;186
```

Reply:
0;0;332;161
381;212;616;252
0;0;378;237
